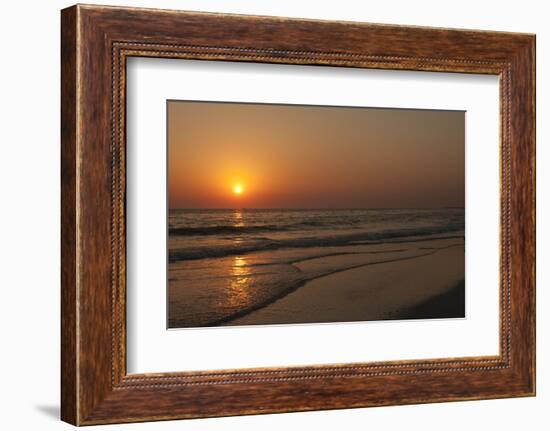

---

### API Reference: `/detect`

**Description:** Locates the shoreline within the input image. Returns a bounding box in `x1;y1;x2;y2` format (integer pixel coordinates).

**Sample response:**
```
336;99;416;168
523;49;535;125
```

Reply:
204;246;454;327
167;236;465;328
227;242;465;327
168;232;465;262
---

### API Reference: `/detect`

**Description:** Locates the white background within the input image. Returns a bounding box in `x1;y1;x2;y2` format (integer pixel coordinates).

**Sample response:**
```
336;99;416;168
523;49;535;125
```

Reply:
127;59;499;373
0;0;547;430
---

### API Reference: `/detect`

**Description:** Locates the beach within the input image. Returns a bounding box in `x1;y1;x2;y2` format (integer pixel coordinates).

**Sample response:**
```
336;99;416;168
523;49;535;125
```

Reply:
167;208;465;328
230;239;464;326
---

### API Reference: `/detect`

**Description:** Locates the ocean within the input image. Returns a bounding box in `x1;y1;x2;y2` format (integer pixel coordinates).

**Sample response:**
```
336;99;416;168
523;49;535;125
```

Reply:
168;208;465;328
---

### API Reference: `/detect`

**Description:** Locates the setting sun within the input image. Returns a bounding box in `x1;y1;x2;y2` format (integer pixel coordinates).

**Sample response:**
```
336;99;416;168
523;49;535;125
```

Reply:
233;184;244;195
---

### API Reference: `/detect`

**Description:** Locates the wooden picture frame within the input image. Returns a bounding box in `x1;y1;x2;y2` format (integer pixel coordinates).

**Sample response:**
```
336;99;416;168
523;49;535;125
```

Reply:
61;4;535;425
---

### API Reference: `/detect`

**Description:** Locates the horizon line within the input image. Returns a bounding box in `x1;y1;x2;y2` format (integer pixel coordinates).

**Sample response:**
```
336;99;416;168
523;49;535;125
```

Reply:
168;206;465;211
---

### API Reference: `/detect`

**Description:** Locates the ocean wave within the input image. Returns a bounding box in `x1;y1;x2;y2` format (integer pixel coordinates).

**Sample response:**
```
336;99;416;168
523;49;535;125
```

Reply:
169;225;464;262
168;219;334;236
169;209;465;237
171;224;281;236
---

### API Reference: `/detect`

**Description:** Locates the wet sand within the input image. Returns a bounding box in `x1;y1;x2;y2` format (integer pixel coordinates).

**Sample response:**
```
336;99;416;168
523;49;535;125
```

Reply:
229;243;464;326
394;280;465;320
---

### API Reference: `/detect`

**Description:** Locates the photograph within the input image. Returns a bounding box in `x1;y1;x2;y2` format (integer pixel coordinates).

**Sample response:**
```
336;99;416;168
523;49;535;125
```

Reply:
167;101;466;328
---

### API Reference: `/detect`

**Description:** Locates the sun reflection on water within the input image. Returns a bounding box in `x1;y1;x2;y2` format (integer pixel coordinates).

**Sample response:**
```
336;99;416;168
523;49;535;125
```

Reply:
226;256;252;309
233;209;244;227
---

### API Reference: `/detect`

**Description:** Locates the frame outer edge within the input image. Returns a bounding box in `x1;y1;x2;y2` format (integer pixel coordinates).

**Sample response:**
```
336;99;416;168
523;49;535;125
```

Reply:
531;34;536;396
506;35;536;395
61;4;79;426
526;35;536;395
522;34;536;395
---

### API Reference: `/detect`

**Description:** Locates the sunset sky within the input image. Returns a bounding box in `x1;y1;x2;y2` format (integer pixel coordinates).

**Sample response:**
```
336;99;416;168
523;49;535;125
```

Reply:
168;101;464;209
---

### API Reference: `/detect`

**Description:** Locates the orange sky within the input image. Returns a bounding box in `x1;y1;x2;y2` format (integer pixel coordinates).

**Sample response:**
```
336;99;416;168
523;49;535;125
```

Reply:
168;101;464;209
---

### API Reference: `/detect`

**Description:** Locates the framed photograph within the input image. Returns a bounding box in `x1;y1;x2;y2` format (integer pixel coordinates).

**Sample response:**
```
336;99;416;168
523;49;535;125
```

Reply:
61;4;535;425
